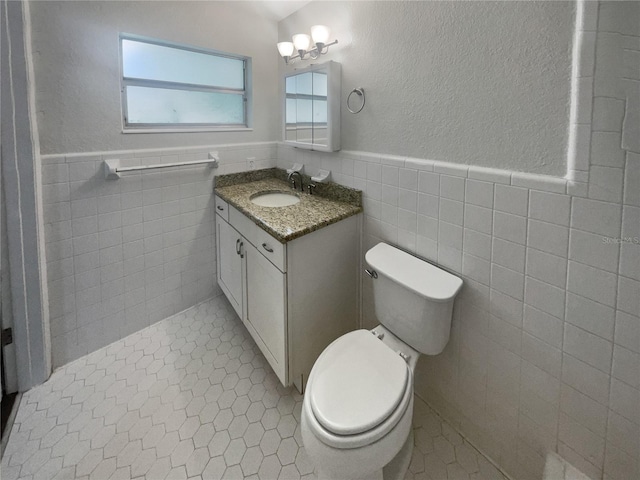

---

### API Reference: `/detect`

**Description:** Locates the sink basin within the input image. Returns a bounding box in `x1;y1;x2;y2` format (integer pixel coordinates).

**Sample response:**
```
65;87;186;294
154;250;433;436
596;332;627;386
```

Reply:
251;191;301;207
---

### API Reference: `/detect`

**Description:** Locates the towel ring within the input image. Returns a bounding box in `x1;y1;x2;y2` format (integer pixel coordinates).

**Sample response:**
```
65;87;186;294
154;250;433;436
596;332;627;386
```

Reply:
347;87;365;114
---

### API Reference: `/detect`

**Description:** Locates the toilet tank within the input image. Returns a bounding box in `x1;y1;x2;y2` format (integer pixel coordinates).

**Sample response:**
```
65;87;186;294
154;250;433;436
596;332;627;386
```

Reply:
365;243;463;355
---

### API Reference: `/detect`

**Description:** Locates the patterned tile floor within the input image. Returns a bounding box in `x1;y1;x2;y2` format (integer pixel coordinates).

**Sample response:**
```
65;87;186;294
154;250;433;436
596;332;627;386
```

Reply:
2;294;508;480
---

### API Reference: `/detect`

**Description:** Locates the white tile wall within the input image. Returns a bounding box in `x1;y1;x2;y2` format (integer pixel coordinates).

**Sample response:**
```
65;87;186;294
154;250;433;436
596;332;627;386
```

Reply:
276;136;638;480
272;6;638;478
42;142;276;368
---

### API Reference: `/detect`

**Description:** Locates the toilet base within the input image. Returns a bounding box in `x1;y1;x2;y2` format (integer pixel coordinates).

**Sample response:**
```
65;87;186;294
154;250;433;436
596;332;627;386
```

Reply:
315;430;414;480
382;429;413;480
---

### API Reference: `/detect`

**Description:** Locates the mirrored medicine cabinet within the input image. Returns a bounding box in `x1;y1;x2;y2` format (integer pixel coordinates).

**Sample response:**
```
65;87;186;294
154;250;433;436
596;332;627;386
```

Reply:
283;61;341;152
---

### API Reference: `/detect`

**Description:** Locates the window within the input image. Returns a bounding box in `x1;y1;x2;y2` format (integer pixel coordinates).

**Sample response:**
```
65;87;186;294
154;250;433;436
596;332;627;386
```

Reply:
120;34;250;132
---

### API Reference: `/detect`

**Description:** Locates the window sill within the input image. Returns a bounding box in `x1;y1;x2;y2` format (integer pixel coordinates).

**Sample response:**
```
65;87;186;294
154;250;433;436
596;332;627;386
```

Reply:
122;127;254;134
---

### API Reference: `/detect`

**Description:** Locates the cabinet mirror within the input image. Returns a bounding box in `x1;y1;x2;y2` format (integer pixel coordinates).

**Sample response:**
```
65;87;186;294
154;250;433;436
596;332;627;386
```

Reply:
283;61;341;152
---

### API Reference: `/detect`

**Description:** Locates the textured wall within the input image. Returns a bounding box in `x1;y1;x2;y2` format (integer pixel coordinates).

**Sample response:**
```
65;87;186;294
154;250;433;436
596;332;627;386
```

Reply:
276;4;638;479
29;1;280;154
279;1;574;176
42;143;276;368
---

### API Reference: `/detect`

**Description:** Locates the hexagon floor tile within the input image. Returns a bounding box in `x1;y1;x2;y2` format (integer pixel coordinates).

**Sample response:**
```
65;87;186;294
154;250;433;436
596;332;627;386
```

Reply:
2;294;508;480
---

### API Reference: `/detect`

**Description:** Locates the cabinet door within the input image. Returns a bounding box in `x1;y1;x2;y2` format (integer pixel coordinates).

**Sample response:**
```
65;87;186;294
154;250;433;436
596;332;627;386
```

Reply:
216;214;243;319
244;241;288;385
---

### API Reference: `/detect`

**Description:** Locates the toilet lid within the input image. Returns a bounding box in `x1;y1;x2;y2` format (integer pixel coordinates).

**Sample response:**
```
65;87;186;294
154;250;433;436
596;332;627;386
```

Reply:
309;330;409;436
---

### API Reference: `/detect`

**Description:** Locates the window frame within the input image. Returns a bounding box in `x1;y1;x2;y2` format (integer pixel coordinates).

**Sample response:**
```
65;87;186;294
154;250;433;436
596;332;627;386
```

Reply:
119;33;252;133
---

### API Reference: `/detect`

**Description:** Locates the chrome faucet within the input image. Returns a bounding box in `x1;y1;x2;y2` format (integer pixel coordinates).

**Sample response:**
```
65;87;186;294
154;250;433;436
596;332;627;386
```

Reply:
287;171;303;192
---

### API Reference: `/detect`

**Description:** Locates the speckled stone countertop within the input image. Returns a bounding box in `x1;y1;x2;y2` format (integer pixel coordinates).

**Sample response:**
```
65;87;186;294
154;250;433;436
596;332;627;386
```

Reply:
215;169;362;243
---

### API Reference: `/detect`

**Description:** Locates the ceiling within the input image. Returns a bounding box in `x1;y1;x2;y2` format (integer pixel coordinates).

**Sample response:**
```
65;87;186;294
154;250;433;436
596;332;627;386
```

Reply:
232;0;312;21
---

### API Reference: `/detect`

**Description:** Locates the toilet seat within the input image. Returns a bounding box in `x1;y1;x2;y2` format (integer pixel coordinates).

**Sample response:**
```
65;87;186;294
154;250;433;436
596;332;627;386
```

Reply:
305;329;413;449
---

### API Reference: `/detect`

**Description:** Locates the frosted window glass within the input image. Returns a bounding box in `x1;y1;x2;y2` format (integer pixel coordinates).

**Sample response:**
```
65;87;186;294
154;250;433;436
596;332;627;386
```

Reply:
120;35;249;128
126;86;244;125
122;39;244;89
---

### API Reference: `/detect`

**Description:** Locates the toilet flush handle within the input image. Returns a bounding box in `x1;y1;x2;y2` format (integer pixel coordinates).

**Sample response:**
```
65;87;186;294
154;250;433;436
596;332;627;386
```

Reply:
365;269;378;279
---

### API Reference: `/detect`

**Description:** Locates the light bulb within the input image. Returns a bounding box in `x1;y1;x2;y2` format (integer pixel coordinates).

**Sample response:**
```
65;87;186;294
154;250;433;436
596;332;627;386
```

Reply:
292;34;311;52
277;42;294;58
311;25;330;45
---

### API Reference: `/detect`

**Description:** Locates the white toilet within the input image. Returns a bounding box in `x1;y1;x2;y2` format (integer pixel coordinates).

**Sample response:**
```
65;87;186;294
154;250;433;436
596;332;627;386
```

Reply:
301;242;463;480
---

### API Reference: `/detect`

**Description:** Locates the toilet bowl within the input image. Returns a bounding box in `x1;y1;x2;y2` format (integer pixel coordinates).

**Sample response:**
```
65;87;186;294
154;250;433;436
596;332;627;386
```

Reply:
301;327;418;480
301;243;463;480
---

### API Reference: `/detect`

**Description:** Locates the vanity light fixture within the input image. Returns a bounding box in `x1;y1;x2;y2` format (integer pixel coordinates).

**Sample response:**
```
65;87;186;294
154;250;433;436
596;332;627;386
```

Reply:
277;25;338;64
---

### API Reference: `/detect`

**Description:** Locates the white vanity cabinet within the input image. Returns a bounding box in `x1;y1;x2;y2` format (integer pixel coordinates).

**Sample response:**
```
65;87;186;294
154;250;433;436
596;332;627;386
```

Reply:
215;195;360;393
215;209;243;318
243;241;288;382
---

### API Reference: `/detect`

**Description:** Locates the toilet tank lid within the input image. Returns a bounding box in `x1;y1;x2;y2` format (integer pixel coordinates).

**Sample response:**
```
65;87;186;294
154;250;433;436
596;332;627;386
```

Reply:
365;243;463;302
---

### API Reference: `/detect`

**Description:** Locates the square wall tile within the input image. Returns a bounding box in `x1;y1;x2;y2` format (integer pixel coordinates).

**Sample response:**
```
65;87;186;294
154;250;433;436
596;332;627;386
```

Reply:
561;354;610;406
399;168;419;191
528;190;570;226
590;131;625;168
614;311;640;354
571;197;622;237
521;332;561;378
609;379;639;423
525;248;567;289
418;171;439;195
611;345;639;388
523;305;563;349
492;238;525;273
465;179;494;208
563;324;613;374
462;254;491;286
623;152;640;206
464;204;493;235
494;185;528;217
565;292;615;341
493;211;527;245
558;413;605;470
560;384;608;437
440;175;465;201
592;97;625;132
569;228;620;273
616;276;640;317
588;166;624;203
491;264;524;301
463;229;492;261
567;261;617;308
524;277;565;320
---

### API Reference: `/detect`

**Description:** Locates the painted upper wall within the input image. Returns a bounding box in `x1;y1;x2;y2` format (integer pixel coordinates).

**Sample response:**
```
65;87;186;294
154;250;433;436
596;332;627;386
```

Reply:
29;1;280;154
279;1;575;176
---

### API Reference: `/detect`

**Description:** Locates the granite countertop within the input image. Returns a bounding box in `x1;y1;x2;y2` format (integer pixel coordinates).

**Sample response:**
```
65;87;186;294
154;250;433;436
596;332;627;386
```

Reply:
214;169;362;243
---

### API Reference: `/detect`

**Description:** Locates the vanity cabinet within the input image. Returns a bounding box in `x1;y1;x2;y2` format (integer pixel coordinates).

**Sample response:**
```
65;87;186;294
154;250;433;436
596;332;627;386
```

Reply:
215;213;243;318
215;195;359;393
244;241;287;381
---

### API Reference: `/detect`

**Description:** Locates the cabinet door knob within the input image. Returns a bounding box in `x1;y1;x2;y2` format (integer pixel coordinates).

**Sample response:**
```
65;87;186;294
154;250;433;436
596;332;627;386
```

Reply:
262;243;274;253
217;205;224;211
236;239;241;255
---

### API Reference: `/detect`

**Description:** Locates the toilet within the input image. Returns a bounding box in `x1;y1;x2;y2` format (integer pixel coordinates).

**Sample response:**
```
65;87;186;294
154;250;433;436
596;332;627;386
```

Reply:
301;242;463;480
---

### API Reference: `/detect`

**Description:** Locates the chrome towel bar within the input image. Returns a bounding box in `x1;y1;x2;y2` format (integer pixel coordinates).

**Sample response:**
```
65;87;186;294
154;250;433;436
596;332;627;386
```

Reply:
104;152;218;179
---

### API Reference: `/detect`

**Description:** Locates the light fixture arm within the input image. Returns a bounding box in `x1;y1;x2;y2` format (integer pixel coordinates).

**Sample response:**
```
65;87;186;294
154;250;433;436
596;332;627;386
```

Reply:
287;39;338;63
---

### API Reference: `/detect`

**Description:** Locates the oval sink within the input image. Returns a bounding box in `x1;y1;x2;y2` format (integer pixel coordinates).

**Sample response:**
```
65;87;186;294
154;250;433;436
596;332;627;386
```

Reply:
250;191;301;207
